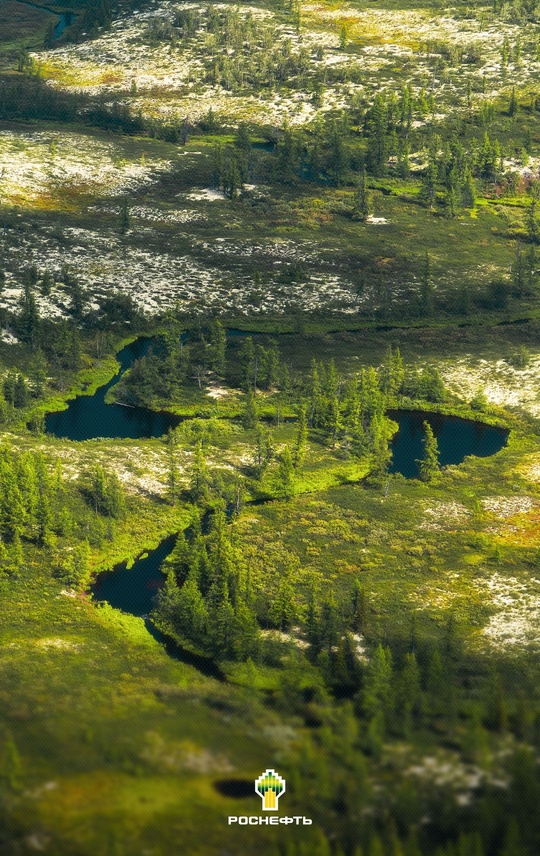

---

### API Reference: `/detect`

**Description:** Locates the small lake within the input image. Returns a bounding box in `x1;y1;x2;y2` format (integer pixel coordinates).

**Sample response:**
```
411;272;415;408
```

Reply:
45;337;181;441
54;11;74;39
388;409;508;479
46;337;509;472
15;1;75;39
78;336;509;660
92;534;176;616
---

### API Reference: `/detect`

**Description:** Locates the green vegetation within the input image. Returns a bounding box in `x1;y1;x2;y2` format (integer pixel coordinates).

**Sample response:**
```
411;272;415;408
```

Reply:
2;0;540;852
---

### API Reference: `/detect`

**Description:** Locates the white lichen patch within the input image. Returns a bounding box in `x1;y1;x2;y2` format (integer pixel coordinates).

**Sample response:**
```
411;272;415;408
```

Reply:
481;496;537;518
34;637;81;651
30;0;537;134
205;385;231;400
475;573;540;649
140;731;234;773
260;628;309;649
422;500;471;531
440;355;540;417
352;632;369;663
0;223;358;320
404;751;508;806
186;188;225;201
0;131;170;208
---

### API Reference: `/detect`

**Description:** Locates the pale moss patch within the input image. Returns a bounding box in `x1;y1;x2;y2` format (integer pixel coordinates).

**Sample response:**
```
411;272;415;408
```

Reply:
474;573;540;649
0;130;170;209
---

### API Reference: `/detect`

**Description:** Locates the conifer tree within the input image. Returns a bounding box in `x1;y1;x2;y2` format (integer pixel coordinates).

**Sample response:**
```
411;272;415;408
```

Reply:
292;403;308;468
269;574;297;631
209;320;226;375
352;168;371;221
277;446;295;498
166;428;180;505
13;374;28;409
462;168;477;209
351;580;368;633
29;349;48;398
368;836;385;856
86;465;125;517
242;389;258;429
239;336;255;390
417;421;440;482
363;644;393;721
0;735;21;791
190;440;209;504
119;197;130;234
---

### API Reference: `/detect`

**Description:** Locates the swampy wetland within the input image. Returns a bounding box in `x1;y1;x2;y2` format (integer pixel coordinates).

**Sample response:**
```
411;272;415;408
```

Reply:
1;0;540;852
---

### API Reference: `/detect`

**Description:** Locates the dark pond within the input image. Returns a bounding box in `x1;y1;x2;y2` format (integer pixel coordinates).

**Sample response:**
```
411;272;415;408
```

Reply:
388;409;508;479
54;11;75;39
91;534;176;617
15;1;75;39
213;780;256;799
45;337;181;441
91;534;223;677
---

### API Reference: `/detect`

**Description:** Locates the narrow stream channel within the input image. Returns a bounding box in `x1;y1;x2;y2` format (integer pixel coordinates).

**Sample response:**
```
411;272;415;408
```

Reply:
48;335;508;639
45;337;181;440
13;1;76;40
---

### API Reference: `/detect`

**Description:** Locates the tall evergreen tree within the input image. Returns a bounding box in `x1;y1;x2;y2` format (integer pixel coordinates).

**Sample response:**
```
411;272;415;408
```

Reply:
190;440;209;504
417;421;439;482
292;403;308;468
276;446;295;498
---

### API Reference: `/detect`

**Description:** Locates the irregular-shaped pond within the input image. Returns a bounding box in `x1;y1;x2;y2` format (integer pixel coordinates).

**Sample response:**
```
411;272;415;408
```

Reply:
45;338;181;440
388;409;508;479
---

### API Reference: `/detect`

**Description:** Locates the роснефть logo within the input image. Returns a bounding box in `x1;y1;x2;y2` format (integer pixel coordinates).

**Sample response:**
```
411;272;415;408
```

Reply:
255;769;286;811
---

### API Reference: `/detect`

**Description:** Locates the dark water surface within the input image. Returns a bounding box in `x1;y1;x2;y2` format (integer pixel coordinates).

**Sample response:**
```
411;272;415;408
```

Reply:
14;1;75;39
388;409;508;479
92;534;176;617
45;337;181;440
54;11;74;38
56;336;507;622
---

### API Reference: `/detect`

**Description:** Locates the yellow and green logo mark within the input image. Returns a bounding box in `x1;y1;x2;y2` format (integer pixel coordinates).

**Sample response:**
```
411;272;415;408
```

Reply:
255;769;286;811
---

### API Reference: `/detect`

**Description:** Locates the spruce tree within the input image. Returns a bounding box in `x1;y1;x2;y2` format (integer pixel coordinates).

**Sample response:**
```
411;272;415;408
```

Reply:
417;421;440;482
166;428;179;505
13;374;28;409
462;168;477;209
239;336;255;390
352;168;371;221
29;349;48;398
0;735;21;791
292;403;308;468
277;446;295;498
241;389;258;429
190;440;209;504
119;197;130;234
209;320;226;375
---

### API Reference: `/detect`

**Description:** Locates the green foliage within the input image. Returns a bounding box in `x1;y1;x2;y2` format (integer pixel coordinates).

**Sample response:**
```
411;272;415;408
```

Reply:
81;464;126;518
470;388;488;411
189;440;209;504
53;540;91;589
241;388;258;429
417;421;440;482
276;445;295;498
152;507;259;662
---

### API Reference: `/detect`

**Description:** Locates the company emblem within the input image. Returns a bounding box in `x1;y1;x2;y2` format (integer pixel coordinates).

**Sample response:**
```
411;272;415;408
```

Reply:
255;769;286;811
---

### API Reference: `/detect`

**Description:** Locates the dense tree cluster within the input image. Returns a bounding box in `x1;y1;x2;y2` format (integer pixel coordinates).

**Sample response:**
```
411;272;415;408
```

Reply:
0;446;59;548
0;435;126;579
153;506;259;660
80;464;125;518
